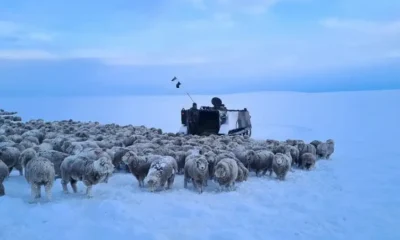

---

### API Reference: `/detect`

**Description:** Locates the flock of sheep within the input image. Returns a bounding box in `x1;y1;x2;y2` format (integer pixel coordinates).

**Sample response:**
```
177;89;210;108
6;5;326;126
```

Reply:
0;109;335;203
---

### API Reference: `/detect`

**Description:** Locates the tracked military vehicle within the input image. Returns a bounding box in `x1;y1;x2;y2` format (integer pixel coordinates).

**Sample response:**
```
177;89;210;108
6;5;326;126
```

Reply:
178;97;252;137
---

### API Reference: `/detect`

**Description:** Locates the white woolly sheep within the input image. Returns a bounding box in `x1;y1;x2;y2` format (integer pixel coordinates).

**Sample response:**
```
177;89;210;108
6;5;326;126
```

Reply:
146;156;178;191
235;160;249;182
272;153;291;180
37;150;69;178
213;158;238;191
184;154;209;193
0;160;9;196
60;155;114;198
22;155;56;203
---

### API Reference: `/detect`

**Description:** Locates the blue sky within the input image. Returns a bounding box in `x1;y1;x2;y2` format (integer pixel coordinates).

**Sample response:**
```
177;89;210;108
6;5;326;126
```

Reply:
0;0;399;97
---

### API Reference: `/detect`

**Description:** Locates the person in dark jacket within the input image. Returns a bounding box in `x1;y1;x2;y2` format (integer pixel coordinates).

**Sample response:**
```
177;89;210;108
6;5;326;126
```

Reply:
187;103;199;134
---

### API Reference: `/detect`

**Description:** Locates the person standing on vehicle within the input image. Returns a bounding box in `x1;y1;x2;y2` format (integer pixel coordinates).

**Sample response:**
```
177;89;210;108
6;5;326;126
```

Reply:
187;102;199;134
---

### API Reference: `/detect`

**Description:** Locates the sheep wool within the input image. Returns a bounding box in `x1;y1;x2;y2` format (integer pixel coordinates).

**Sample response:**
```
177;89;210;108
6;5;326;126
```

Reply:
146;156;178;191
0;160;9;196
214;158;238;191
184;155;209;194
60;155;114;198
300;153;317;170
23;156;56;203
272;153;291;181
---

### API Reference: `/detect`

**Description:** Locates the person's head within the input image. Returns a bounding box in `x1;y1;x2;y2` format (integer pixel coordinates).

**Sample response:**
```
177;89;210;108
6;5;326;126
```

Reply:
192;103;197;109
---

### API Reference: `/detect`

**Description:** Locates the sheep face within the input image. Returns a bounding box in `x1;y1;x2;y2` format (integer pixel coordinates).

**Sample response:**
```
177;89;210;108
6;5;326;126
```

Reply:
245;151;256;166
214;166;227;179
147;174;161;191
195;159;207;172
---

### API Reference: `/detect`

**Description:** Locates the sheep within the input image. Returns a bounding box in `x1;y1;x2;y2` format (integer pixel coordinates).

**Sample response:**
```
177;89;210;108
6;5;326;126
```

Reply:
285;145;300;167
37;150;69;178
146;156;178;191
310;140;322;149
300;153;316;170
184;154;209;193
204;151;217;181
213;158;238;191
121;151;155;187
247;150;275;177
0;146;22;175
316;139;335;159
60;154;114;198
235;160;249;182
297;143;317;166
111;147;130;171
174;151;187;174
0;160;9;196
22;153;56;203
272;152;291;180
232;147;253;169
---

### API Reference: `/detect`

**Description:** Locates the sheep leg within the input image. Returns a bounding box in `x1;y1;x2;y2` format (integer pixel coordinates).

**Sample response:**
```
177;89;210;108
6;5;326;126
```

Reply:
85;185;93;198
183;174;189;188
8;167;13;174
262;169;268;176
0;183;5;196
45;183;53;202
71;179;78;193
29;183;40;203
61;180;70;193
167;174;175;189
139;180;144;188
192;179;201;193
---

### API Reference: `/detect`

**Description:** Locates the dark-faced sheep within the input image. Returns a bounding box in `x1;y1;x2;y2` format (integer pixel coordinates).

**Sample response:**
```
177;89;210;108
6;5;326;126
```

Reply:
297;143;316;166
285;145;300;167
316;139;335;159
146;156;178;192
247;150;275;177
214;158;238;191
60;155;114;198
310;140;322;149
22;154;56;203
184;155;209;194
300;153;316;170
0;160;9;196
0;146;22;175
272;153;291;180
121;151;156;187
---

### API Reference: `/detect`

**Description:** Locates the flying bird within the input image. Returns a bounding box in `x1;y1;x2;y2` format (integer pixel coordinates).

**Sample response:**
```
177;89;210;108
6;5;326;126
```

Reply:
171;76;177;81
176;81;181;88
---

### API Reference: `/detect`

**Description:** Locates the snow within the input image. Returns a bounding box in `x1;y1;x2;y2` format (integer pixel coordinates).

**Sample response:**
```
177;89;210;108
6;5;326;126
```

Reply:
1;90;400;240
219;111;239;134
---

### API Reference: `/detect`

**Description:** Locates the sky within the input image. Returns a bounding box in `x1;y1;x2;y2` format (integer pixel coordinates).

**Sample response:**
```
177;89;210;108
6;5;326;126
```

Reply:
0;0;399;97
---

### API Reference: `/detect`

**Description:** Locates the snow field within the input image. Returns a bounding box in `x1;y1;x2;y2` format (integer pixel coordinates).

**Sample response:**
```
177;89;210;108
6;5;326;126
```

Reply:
1;90;400;240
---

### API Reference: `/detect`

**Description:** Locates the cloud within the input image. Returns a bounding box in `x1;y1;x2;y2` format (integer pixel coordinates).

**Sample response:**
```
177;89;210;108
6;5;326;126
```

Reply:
320;18;400;36
187;0;281;15
0;49;57;60
0;20;53;43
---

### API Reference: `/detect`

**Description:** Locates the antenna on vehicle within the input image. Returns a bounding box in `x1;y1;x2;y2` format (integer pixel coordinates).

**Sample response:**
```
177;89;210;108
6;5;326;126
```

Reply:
170;76;195;103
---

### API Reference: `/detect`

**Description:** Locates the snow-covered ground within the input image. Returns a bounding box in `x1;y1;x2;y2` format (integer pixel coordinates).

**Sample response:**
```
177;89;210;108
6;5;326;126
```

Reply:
1;90;399;240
